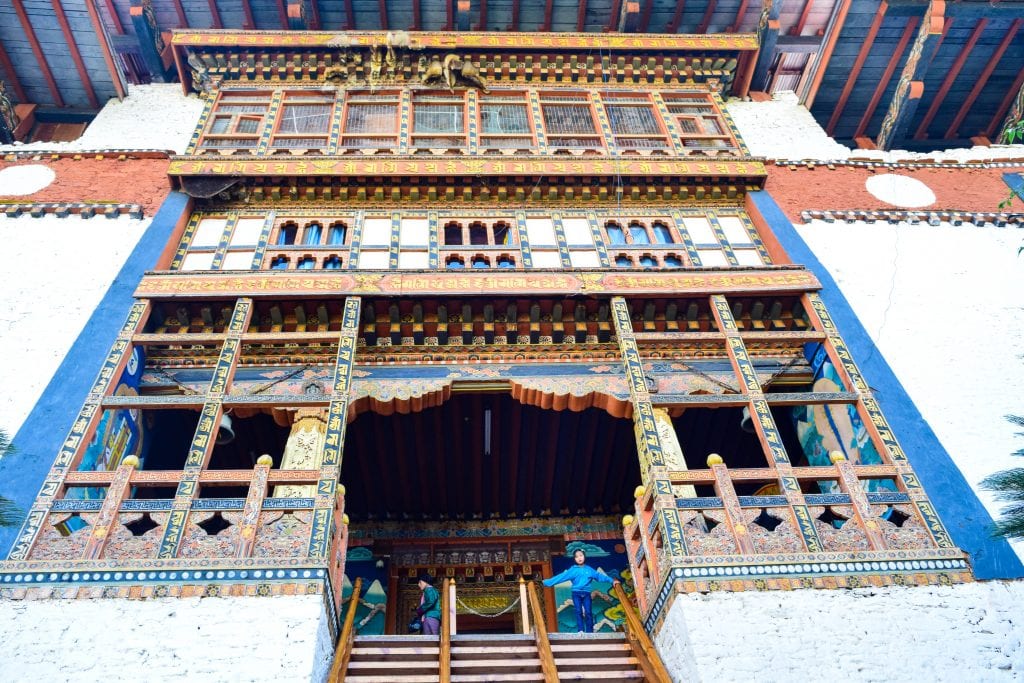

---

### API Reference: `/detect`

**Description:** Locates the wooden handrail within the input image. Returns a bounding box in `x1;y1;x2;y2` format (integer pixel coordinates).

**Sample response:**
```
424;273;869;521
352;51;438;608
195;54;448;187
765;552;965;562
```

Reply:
525;580;559;683
327;576;362;683
440;578;451;683
612;581;672;683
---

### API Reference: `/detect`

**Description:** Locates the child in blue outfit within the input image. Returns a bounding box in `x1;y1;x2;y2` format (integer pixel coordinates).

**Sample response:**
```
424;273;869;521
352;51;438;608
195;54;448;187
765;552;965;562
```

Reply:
542;548;618;633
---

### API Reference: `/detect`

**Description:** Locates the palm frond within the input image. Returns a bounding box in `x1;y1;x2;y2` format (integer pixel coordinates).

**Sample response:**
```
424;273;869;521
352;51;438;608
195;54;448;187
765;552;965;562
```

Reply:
0;495;23;528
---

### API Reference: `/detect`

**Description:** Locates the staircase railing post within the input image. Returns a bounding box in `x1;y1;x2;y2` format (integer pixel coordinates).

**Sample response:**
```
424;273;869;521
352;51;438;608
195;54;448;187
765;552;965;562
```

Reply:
327;576;362;683
612;581;672;683
439;577;452;683
449;577;458;636
526;580;559;683
519;576;530;634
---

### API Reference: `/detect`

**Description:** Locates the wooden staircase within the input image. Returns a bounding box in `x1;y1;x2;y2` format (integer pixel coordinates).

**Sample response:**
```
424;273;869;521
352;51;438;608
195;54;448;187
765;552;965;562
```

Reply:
328;578;672;683
342;632;649;682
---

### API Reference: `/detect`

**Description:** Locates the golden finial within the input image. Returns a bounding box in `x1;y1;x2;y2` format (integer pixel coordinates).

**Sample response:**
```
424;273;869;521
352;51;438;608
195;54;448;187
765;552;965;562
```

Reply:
256;454;273;466
122;456;140;468
706;453;724;466
829;451;847;463
622;514;635;527
633;485;646;499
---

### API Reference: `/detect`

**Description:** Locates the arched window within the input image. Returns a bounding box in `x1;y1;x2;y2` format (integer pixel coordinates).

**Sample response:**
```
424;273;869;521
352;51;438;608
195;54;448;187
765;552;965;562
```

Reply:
444;223;463;246
469;222;488;245
653;222;674;244
606;222;626;245
323;256;343;269
497;255;515;269
471;256;490;269
447;256;465;269
615;255;632;267
493;222;512;246
276;223;297;246
639;255;657;268
629;223;650;244
303;222;322;245
663;254;682;268
297;256;316;270
270;256;289;270
327;223;347;246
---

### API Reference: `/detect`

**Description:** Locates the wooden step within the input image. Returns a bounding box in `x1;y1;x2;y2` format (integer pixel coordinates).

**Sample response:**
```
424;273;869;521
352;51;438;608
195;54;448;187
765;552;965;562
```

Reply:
551;643;632;656
355;635;439;646
557;672;645;681
451;645;538;659
451;674;545;682
352;646;441;656
346;660;440;676
343;677;439;683
451;658;542;675
554;656;640;671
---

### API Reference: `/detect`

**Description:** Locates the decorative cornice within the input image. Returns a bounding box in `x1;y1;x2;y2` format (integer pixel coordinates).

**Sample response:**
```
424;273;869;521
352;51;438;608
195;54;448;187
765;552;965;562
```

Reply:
800;209;1024;227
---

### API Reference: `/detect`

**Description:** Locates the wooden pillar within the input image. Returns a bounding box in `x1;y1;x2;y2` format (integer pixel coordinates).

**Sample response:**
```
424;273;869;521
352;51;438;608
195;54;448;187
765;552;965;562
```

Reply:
877;0;947;150
751;0;782;92
9;302;150;561
130;0;170;83
158;298;252;558
803;293;956;549
82;456;140;559
706;454;756;554
830;452;888;550
710;295;824;553
307;296;361;560
236;455;273;558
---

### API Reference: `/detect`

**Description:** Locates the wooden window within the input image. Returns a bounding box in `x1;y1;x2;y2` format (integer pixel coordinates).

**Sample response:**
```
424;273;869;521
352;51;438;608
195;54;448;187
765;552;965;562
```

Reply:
200;91;271;153
269;92;335;153
479;93;533;152
302;222;323;246
276;222;298;246
412;92;466;151
327;223;347;246
341;91;399;151
662;94;738;154
539;93;602;151
602;92;669;153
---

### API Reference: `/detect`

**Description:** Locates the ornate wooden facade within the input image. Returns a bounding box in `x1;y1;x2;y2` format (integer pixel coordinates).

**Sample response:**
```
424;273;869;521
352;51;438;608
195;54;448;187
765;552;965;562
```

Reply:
0;29;970;636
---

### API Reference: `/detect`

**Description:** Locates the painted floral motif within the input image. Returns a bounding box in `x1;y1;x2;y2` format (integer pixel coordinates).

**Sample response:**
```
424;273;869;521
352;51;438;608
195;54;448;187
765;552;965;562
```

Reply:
102;512;168;560
876;504;934;550
252;511;311;558
28;513;99;561
682;510;738;555
811;506;870;552
744;508;804;554
178;511;241;559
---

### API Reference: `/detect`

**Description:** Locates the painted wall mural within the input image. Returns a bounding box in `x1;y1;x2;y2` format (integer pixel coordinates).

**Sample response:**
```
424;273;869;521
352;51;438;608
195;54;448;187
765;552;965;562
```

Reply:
548;540;631;633
341;546;388;635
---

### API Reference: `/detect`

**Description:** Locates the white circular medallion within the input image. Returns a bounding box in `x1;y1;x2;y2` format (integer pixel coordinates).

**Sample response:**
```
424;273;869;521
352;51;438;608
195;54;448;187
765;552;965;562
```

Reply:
0;164;56;196
865;174;936;208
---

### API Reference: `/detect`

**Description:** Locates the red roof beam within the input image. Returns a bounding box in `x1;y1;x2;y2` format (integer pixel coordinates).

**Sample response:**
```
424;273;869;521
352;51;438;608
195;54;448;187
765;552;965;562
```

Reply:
102;0;124;34
542;0;554;31
668;0;686;33
275;0;289;28
240;0;255;28
84;0;126;99
0;38;28;102
378;0;388;30
10;0;63;107
170;0;188;27
51;0;99;109
205;0;222;28
790;0;814;36
697;0;719;35
728;0;750;33
577;0;589;32
640;0;654;32
854;16;919;139
945;18;1021;139
607;0;622;32
987;66;1024;139
476;0;487;30
826;1;887;135
914;18;988;139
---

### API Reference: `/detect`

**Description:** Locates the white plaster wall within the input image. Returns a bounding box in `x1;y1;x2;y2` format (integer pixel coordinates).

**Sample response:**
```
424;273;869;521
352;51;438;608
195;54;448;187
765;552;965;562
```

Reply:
725;91;1024;162
0;594;332;682
796;219;1024;558
0;214;149;439
0;84;204;154
656;581;1024;682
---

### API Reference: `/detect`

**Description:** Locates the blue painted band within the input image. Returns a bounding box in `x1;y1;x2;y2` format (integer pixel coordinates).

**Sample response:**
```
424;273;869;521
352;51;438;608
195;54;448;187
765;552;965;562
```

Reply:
0;191;191;559
749;190;1023;579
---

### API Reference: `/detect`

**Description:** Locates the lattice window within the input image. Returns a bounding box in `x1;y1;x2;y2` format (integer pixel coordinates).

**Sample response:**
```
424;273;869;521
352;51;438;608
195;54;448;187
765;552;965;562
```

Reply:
663;94;738;154
199;91;271;153
270;92;335;153
412;93;466;151
603;93;669;152
479;93;533;151
342;91;399;150
540;93;602;150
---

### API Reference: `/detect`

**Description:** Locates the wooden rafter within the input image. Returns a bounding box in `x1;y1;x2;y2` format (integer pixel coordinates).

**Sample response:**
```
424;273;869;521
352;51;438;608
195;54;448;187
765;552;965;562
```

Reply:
668;0;687;33
728;0;750;33
945;18;1020;139
697;0;719;35
608;0;623;31
206;0;222;29
84;0;126;99
826;2;887;135
855;16;919;139
308;0;321;29
477;0;487;30
511;0;520;31
344;0;355;29
412;0;421;29
640;0;655;32
274;0;289;29
987;66;1024;139
51;0;99;108
577;0;589;32
803;0;852;109
102;0;125;34
542;0;554;31
241;0;255;29
378;0;389;30
11;0;63;107
914;17;987;139
0;37;27;102
790;0;814;36
170;0;188;27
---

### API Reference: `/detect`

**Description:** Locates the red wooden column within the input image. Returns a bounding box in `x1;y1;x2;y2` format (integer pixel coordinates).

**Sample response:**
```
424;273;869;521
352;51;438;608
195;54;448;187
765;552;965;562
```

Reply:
235;455;272;558
81;456;140;560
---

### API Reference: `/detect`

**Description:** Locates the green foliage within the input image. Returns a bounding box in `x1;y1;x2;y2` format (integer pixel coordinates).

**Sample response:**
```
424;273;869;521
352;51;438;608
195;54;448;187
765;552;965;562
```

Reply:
0;428;23;528
982;415;1024;539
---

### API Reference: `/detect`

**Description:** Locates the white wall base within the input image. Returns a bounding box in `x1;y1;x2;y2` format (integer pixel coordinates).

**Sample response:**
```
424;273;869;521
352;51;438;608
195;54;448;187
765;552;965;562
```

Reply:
654;580;1024;682
0;594;333;683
